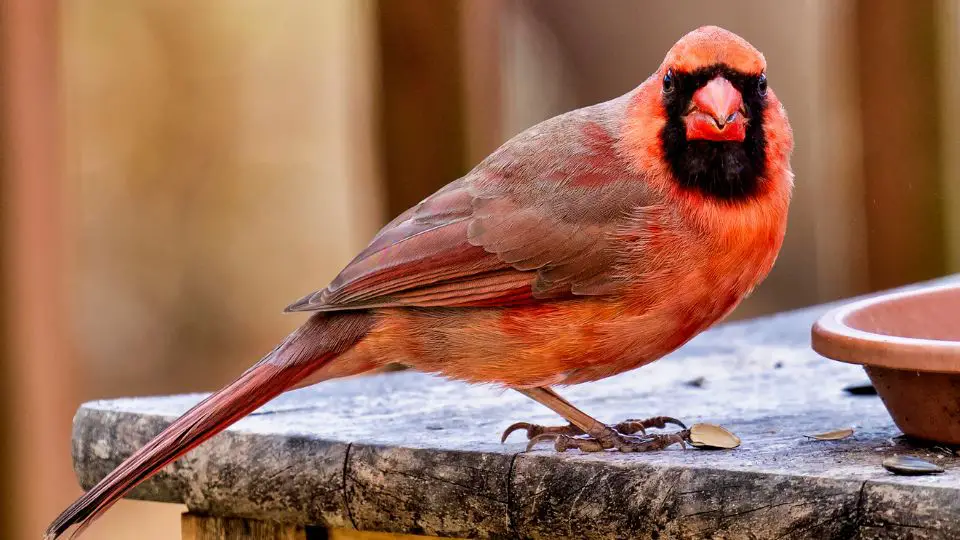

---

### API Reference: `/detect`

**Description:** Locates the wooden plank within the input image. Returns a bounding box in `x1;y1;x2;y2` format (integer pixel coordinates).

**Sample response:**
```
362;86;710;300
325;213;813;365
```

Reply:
375;0;466;217
460;0;503;164
855;0;948;290
0;1;77;539
181;514;456;540
939;0;960;272
181;514;308;540
330;527;458;539
806;1;872;302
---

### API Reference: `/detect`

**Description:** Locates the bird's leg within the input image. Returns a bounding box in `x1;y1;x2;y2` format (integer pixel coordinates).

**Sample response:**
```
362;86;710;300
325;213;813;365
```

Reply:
504;387;689;453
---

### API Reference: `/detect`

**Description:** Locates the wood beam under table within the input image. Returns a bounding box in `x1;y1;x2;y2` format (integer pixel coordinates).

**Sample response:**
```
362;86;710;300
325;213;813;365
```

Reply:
181;513;461;540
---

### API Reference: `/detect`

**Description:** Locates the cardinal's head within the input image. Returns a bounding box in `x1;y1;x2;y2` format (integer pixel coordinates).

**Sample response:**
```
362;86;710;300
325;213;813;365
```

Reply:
626;26;793;204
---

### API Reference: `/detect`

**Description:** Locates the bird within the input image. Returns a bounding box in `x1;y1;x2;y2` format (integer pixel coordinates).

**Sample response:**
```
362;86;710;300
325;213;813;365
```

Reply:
46;25;792;539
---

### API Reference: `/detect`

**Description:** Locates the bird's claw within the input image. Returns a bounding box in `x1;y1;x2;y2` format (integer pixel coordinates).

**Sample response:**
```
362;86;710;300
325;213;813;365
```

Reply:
526;428;688;453
502;415;686;443
613;415;687;435
501;421;582;443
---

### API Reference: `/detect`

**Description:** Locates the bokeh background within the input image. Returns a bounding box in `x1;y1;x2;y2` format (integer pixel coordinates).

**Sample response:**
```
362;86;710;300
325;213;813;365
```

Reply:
2;1;958;538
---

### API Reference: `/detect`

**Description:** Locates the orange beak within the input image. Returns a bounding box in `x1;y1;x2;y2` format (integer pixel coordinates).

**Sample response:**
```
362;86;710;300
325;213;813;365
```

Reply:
684;76;747;142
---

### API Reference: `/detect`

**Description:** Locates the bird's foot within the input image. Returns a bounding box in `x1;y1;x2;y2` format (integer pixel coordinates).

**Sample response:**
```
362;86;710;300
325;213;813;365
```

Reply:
502;416;688;453
501;415;685;442
526;425;690;453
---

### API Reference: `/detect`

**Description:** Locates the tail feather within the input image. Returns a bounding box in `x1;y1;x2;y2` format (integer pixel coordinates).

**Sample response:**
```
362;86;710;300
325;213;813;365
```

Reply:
45;312;372;540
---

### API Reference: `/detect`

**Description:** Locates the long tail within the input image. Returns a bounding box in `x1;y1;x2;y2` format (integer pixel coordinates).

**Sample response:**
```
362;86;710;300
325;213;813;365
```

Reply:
45;312;373;540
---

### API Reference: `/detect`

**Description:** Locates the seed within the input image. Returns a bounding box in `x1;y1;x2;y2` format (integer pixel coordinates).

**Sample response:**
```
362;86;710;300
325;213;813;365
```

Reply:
805;428;854;441
689;423;741;449
882;456;944;476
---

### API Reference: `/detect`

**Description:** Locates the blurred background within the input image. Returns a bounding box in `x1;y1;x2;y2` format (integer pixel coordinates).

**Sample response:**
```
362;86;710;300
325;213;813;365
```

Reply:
2;0;958;538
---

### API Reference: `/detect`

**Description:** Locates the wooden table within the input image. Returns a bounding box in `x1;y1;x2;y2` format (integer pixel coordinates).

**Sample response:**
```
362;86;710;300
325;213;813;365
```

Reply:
72;278;960;539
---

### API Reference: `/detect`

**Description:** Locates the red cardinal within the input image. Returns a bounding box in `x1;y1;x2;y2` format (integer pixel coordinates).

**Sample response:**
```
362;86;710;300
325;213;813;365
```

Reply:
47;25;792;538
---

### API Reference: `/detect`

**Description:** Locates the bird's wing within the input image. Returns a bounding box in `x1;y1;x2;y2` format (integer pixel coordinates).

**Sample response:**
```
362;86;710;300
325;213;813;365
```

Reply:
286;98;654;312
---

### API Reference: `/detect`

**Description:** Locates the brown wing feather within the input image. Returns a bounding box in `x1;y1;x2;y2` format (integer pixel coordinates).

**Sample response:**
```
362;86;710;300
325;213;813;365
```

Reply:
286;93;654;313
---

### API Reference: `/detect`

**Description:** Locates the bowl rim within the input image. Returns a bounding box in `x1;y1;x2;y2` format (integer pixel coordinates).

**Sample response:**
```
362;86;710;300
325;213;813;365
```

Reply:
812;282;960;373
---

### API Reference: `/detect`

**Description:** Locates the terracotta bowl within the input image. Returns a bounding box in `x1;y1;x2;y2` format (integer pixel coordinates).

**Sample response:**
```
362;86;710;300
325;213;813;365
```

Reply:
812;283;960;445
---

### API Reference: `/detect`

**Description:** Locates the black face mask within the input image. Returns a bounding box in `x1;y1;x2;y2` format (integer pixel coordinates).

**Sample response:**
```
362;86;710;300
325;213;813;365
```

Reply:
660;65;768;202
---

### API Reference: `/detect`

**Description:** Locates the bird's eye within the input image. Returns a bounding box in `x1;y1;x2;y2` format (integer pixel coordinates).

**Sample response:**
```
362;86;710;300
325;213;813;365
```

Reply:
662;69;675;95
758;73;767;96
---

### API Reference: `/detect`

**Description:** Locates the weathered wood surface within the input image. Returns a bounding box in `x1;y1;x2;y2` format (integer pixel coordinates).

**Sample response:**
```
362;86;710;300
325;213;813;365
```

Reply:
181;513;440;540
73;277;960;539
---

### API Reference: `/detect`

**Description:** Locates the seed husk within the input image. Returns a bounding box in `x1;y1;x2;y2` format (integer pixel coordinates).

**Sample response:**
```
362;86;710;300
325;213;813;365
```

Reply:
805;428;854;441
882;455;944;476
689;423;741;449
843;382;877;396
